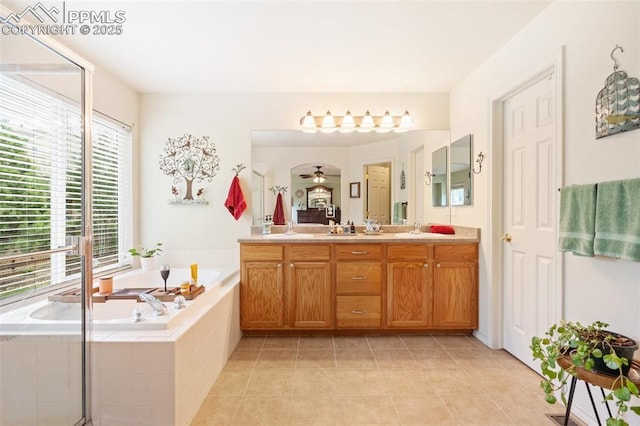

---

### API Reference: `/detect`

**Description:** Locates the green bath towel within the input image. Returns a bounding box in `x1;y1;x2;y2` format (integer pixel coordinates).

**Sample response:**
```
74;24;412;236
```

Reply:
594;178;640;262
558;184;597;256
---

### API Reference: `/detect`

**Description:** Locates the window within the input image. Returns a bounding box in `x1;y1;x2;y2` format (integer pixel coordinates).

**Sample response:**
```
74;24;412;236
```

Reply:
450;185;466;207
0;74;133;302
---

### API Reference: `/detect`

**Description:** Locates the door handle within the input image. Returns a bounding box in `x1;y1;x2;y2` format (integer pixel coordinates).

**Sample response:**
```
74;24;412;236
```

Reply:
500;233;512;243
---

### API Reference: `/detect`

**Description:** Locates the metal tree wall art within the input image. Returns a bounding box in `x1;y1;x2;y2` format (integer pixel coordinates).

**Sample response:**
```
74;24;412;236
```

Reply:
159;134;221;201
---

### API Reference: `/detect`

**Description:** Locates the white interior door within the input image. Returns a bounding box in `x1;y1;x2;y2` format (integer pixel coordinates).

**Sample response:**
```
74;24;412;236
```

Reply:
502;72;559;369
366;164;390;223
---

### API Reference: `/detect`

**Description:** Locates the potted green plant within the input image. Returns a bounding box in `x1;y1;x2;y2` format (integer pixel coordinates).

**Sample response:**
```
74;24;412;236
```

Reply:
530;320;640;426
128;242;163;271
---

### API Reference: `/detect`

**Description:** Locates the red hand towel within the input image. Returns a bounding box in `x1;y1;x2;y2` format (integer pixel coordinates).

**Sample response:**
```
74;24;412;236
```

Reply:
224;176;247;220
431;225;455;234
273;193;285;225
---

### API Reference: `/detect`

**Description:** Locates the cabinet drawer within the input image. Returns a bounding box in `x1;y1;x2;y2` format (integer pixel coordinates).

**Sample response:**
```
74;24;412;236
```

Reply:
387;244;432;261
336;263;381;294
335;244;382;260
241;244;283;261
336;296;381;328
434;244;477;262
286;244;330;261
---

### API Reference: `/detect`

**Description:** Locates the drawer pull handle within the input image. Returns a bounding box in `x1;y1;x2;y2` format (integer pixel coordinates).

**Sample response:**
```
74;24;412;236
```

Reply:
351;251;368;255
351;276;367;280
352;309;367;315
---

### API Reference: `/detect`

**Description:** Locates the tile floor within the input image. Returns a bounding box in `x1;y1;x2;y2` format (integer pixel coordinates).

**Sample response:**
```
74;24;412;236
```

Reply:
191;334;565;425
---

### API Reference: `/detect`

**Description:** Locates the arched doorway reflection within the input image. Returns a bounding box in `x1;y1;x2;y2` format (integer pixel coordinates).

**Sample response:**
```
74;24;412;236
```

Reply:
290;163;341;224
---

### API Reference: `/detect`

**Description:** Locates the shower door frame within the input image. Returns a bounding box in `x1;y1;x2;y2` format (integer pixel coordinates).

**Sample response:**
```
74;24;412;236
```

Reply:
0;5;96;424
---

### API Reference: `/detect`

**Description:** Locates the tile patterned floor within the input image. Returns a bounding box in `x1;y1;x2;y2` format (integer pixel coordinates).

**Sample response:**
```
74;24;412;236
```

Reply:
191;335;564;425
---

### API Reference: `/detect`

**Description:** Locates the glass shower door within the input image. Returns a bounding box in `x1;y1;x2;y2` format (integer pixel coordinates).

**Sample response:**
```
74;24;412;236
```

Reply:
0;26;91;426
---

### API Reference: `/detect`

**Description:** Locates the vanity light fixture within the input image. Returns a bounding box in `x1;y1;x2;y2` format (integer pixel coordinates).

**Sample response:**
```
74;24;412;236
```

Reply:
299;110;413;133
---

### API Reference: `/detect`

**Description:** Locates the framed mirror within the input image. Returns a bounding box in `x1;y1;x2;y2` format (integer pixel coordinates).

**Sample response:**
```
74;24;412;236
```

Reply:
307;185;332;208
431;146;448;207
450;134;473;206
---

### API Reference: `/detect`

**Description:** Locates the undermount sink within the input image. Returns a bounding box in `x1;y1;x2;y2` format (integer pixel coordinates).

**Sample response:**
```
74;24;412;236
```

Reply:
394;232;449;238
262;233;315;239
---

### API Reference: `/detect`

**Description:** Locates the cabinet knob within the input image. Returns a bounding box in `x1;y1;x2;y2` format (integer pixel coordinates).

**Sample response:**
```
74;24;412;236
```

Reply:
351;276;366;280
423;264;429;268
351;251;367;255
277;263;282;268
436;263;441;268
352;309;367;315
289;263;295;268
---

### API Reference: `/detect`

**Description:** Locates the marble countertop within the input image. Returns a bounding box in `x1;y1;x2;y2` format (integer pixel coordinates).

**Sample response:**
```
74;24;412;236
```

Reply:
238;225;480;244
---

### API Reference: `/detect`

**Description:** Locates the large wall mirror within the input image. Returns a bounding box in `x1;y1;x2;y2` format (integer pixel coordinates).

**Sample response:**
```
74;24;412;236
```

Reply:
450;134;473;206
431;146;448;207
251;129;450;225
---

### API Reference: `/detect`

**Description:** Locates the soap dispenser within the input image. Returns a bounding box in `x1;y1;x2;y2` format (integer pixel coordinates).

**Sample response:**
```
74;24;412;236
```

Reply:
262;215;274;234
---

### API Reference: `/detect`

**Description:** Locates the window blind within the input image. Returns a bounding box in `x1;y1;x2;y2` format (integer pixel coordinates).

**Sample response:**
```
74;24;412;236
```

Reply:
0;74;132;301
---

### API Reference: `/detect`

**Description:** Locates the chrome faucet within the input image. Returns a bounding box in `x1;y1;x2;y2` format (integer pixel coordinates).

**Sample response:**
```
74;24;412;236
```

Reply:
139;293;168;316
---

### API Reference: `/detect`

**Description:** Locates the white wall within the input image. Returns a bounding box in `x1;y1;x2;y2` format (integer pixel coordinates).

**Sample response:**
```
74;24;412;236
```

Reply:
450;2;640;423
139;93;449;252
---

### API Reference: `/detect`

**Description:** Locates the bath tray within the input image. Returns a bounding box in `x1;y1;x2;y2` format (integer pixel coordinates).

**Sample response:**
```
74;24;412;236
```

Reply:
148;285;205;302
48;286;205;303
49;286;107;303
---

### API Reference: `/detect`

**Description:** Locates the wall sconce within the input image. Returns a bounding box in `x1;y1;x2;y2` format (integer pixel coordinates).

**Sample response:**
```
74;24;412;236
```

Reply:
473;152;485;174
300;110;414;134
425;171;433;185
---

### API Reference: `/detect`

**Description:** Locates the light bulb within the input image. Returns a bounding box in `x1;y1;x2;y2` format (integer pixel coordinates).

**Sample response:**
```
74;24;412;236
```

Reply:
320;110;336;133
397;110;413;132
357;110;375;133
377;110;394;133
301;110;317;133
339;110;356;133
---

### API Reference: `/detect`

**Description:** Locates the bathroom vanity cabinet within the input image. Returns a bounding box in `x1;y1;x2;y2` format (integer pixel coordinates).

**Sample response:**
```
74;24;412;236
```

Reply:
287;245;332;328
240;244;332;329
432;245;478;328
335;244;383;328
239;235;478;333
240;245;286;328
386;244;433;328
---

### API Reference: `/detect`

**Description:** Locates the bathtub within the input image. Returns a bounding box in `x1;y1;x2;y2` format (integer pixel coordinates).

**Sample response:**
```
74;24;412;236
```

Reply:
0;263;242;425
0;266;239;333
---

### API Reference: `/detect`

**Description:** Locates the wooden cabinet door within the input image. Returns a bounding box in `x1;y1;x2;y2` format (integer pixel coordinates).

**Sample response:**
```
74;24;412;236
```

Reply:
289;261;332;328
386;261;432;328
432;261;478;328
241;261;285;329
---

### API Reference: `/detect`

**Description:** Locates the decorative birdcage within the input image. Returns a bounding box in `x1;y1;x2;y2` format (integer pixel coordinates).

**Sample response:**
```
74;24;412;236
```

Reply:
595;46;640;139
